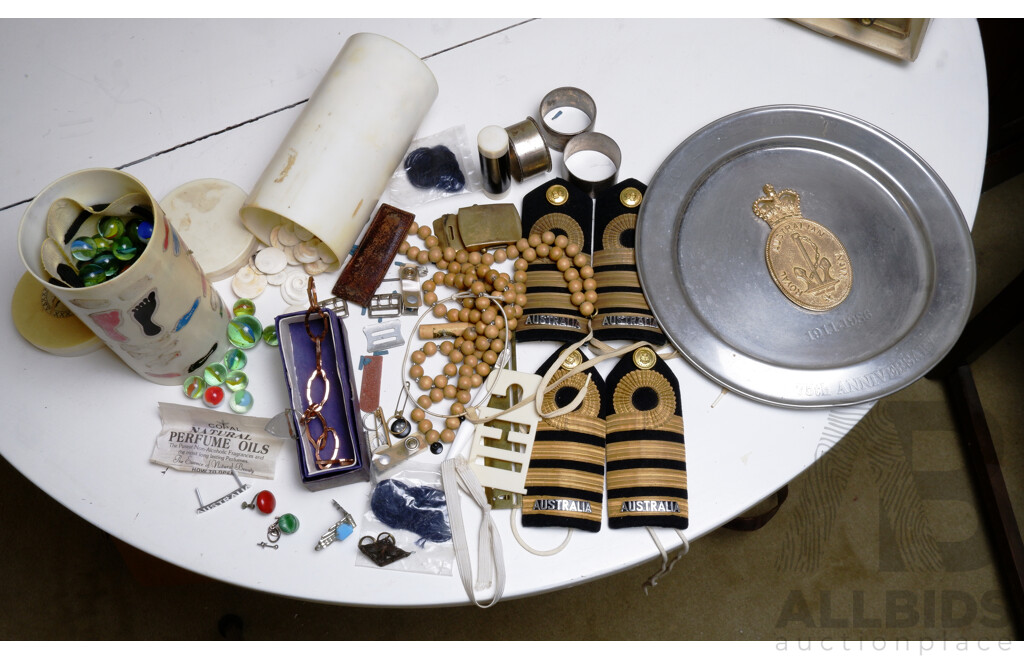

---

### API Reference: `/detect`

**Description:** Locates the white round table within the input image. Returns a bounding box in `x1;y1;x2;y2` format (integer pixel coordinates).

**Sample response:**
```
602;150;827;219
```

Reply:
0;18;987;605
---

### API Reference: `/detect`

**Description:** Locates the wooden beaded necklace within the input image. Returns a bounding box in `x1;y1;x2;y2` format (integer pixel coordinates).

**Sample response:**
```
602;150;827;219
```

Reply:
394;222;595;449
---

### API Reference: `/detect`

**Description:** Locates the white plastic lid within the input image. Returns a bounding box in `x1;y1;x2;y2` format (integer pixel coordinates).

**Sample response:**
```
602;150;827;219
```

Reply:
477;125;510;159
160;179;258;281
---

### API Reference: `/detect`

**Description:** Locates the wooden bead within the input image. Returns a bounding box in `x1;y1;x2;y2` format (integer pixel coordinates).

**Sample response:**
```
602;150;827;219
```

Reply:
585;290;599;303
423;291;438;305
491;338;505;353
506;245;520;259
571;291;586;306
446;308;461;322
556;256;572;271
406;246;420;260
427;246;442;262
573;253;588;268
471;373;484;387
440;341;454;355
426;429;441;443
423;342;438;356
418;375;433;390
457;390;472;404
541;230;556;245
433;374;448;389
514;258;529;272
440;428;456;443
564;268;580;282
411;350;426;364
449;349;464;363
467;251;482;265
410;364;424;379
411;408;426;422
443;363;458;377
417;394;432;409
408;222;419;236
432;304;448;318
418;419;433;433
583;278;598;291
564;243;579;257
424;234;439;248
481;252;494;266
535;243;550;259
399;240;410;254
493;249;507;263
568;278;583;293
417;224;432;240
458;308;471;323
579;265;594;279
579;301;595;316
554;235;569;249
417;251;430;265
455;250;469;263
522;247;536;262
450;402;466;416
446;416;462;429
528;233;541;247
457;375;473;390
430;388;444;403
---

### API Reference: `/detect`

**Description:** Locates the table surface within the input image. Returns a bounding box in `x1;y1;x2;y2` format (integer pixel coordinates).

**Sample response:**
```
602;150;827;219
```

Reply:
0;18;987;606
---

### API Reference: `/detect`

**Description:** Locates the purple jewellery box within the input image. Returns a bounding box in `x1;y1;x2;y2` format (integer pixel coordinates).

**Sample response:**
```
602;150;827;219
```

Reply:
276;308;369;490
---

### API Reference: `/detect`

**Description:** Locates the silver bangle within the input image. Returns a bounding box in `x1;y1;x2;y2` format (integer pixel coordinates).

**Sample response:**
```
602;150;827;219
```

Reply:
539;86;597;151
563;132;621;197
505;116;552;182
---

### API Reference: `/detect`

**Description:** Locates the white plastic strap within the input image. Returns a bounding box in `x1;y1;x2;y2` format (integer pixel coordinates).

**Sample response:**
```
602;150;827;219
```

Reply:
441;456;505;608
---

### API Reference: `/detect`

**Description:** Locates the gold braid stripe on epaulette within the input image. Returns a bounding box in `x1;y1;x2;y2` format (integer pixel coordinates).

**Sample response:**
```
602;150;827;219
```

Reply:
606;468;688;490
539;413;606;436
606;439;686;463
523;292;577;309
526;270;572;287
592;248;636;267
529;441;606;464
606;414;684;436
525;468;605;492
594;291;651;310
594;270;642;288
608;497;687;517
523;496;603;520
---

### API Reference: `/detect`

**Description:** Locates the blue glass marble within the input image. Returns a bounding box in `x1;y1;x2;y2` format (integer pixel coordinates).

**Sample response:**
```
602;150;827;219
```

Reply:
232;298;256;317
98;216;125;240
183;375;206;399
227;314;262;350
223;348;248;371
112;236;138;261
79;263;107;287
224;370;248;392
203;362;228;386
127;219;153;245
70;237;98;261
262;326;279;347
229;389;254;414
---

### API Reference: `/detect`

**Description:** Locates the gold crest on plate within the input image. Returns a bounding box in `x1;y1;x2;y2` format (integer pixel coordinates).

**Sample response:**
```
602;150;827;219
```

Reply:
752;184;852;312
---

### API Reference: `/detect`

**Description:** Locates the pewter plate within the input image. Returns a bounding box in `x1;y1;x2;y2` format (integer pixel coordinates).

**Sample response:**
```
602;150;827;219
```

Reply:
636;105;975;408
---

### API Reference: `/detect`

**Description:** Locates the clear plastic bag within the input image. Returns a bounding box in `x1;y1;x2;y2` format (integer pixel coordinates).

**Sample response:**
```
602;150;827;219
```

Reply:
383;125;481;207
355;463;454;576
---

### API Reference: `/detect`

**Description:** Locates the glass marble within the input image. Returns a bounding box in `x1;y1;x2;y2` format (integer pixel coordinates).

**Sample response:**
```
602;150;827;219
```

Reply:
277;513;299;535
126;218;153;245
70;237;98;261
92;236;113;252
223;348;248;371
227;314;263;349
255;490;276;514
93;252;119;277
262;326;279;347
79;263;107;287
204;385;225;407
233;298;256;317
229;389;254;414
98;216;125;240
112;236;138;261
203;362;228;386
224;370;248;392
182;375;206;399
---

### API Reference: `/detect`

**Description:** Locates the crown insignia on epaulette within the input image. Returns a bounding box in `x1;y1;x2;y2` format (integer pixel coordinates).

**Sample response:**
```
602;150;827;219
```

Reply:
752;184;801;228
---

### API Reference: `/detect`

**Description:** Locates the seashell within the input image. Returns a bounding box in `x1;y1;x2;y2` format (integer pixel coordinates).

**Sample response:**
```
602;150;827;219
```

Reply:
277;224;300;247
254;246;288;274
266;265;295;286
283;244;300;266
280;272;310;306
292;223;315;242
231;264;268;299
269;224;283;248
293;240;321;264
303;259;329;275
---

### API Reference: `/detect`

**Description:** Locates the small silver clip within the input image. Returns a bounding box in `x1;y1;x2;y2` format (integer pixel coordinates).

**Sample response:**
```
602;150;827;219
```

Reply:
363;319;405;352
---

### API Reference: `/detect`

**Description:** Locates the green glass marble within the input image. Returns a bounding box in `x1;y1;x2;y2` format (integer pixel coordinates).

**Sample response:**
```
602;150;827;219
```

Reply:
183;375;206;399
227;314;263;350
229;389;254;414
92;252;119;277
203;362;228;386
223;348;247;371
70;237;98;261
232;298;256;317
112;236;138;261
224;370;248;392
277;513;299;535
79;263;107;287
262;326;279;347
92;236;113;252
98;216;125;240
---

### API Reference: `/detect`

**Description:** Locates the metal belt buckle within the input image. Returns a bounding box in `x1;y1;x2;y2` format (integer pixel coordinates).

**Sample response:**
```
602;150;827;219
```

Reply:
363;319;404;352
367;292;403;318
